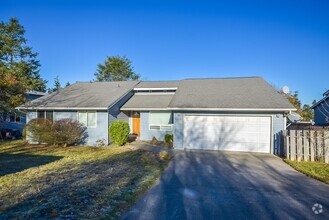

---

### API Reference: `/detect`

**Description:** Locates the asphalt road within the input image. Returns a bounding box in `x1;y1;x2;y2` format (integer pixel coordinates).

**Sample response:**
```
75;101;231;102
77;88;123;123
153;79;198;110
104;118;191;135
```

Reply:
122;151;329;220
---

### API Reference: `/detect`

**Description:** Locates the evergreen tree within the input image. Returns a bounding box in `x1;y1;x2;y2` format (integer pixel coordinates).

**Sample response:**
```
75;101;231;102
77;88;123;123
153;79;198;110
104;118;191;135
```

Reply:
0;18;47;113
94;56;140;81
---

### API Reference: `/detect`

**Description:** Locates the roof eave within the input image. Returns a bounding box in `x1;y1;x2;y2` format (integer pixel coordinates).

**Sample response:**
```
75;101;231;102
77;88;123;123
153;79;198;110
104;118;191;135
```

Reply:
120;107;170;111
16;106;108;111
168;107;296;112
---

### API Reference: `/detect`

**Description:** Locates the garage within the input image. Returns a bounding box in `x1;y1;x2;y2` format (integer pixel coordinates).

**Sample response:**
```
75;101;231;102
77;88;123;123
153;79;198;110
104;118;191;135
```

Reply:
183;115;271;153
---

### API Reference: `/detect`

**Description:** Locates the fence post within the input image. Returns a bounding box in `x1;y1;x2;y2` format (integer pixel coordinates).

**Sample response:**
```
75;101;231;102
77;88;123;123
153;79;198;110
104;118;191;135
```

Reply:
290;131;296;161
285;132;290;160
310;130;315;162
297;131;302;161
324;130;329;164
303;130;310;162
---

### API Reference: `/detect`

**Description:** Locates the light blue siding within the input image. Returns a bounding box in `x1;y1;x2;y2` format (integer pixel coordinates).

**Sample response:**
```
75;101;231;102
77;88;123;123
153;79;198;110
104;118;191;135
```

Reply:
85;111;108;146
140;111;173;141
173;111;285;155
26;110;108;146
108;91;133;143
272;113;284;155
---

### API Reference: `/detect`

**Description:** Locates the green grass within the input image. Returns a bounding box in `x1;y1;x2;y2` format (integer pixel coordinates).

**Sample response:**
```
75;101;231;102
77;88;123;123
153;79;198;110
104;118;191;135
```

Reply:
0;140;170;219
284;159;329;184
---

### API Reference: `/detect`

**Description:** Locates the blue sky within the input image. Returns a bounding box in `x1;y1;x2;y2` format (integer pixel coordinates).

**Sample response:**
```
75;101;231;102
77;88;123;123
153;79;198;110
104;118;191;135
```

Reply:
1;0;328;105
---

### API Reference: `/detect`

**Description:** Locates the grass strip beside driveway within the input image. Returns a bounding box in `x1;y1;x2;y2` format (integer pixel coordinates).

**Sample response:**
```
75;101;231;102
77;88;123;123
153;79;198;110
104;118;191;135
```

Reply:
0;140;170;219
284;159;329;184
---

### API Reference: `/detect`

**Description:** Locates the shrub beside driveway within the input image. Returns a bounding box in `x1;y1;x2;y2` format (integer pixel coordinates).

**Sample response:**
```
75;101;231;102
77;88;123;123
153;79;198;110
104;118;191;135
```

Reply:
284;159;329;184
0;140;170;219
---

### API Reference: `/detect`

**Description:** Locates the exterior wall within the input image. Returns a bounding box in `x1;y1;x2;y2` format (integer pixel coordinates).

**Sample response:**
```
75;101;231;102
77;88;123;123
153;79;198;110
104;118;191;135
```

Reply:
1;113;26;133
108;91;133;143
173;111;285;155
26;110;108;146
140;111;173;141
85;111;108;146
314;105;329;126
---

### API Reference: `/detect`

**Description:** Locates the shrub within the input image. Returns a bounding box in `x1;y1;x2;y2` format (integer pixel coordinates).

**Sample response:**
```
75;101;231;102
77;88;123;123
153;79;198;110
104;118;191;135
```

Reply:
158;151;172;161
26;118;87;146
26;119;53;143
164;134;173;144
52;119;87;146
109;121;130;146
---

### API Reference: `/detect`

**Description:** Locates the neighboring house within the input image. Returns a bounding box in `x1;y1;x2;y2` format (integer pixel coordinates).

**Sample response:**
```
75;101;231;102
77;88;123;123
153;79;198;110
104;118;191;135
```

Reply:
311;90;329;126
1;91;47;135
18;77;295;155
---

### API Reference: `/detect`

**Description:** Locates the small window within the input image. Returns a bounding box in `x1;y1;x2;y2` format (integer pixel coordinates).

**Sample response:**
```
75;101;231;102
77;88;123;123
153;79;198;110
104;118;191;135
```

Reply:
78;111;97;127
9;114;15;122
37;111;45;119
46;111;53;121
15;115;21;122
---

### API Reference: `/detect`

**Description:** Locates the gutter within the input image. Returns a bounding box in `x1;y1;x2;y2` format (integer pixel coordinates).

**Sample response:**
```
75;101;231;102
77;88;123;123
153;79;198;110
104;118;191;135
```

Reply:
167;107;297;112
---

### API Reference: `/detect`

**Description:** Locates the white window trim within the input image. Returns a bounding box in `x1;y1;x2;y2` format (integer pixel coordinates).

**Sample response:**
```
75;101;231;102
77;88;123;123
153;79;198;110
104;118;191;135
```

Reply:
77;111;97;128
149;111;173;131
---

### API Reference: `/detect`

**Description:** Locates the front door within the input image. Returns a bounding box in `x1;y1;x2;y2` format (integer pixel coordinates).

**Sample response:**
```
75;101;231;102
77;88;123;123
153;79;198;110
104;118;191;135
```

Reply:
132;111;140;136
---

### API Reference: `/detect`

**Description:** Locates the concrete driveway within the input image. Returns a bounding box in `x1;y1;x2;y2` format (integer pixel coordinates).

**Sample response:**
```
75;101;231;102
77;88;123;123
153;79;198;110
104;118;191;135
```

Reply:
122;151;329;220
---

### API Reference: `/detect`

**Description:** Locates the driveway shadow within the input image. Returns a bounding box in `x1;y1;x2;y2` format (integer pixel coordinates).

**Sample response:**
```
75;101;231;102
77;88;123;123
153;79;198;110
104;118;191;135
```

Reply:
0;153;63;176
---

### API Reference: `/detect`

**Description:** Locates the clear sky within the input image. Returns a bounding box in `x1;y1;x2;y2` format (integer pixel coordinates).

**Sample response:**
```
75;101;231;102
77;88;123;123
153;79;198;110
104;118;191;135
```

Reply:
1;0;328;105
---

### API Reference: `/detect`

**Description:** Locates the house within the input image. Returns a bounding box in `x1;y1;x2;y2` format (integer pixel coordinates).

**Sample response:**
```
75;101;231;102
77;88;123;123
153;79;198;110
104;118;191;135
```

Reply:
18;77;295;154
1;91;47;137
311;90;329;126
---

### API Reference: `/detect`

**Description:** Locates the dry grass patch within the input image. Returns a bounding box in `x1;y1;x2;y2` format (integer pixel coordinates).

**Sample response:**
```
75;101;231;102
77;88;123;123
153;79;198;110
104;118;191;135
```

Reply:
284;159;329;184
0;140;170;219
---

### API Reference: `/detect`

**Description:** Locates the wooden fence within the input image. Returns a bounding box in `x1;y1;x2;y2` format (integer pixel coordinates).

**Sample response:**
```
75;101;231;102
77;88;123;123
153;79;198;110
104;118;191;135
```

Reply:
285;125;329;163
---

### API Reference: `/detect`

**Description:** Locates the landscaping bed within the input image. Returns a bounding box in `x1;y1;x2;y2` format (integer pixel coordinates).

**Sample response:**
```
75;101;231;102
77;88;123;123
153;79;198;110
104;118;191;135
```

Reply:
284;159;329;184
0;140;170;219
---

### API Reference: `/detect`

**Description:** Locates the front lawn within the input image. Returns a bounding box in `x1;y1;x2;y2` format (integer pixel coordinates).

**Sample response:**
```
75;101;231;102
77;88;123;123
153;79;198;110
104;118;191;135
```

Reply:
0;140;170;219
284;159;329;184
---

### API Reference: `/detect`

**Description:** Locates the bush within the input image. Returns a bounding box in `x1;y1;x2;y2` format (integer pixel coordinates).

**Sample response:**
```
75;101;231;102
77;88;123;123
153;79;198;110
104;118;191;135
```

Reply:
164;134;173;144
109;121;130;146
52;119;87;146
26;118;86;146
26;119;53;143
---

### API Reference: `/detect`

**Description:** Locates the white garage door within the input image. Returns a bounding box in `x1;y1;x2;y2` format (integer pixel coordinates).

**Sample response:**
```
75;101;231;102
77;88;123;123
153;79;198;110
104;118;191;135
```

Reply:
183;115;271;153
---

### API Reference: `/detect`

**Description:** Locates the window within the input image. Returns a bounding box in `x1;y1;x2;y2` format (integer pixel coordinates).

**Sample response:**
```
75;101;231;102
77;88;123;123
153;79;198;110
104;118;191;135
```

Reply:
15;115;21;122
149;112;172;131
37;111;45;119
78;111;97;127
46;111;53;121
9;114;15;122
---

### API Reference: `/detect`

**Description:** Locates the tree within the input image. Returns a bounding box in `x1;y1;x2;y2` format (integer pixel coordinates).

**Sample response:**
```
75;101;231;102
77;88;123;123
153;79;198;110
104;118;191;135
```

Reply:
301;104;314;121
94;56;140;81
53;75;61;92
0;18;47;113
47;76;62;93
284;91;314;121
65;82;71;87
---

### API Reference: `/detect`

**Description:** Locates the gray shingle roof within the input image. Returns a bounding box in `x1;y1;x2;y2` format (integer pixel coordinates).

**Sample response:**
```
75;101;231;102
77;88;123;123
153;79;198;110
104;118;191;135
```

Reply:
168;77;295;110
20;81;139;109
121;93;174;110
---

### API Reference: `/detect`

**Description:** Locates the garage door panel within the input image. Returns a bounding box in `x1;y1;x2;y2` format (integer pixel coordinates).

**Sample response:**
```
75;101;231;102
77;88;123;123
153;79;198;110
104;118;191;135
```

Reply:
183;115;271;153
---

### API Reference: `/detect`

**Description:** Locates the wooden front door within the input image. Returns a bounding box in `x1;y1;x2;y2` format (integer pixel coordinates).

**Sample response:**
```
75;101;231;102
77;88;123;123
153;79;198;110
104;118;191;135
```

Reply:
132;111;140;136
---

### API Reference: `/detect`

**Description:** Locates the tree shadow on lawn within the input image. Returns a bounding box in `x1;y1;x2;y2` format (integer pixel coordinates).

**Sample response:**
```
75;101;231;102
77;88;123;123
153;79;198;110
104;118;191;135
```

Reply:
0;153;63;176
0;149;167;219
